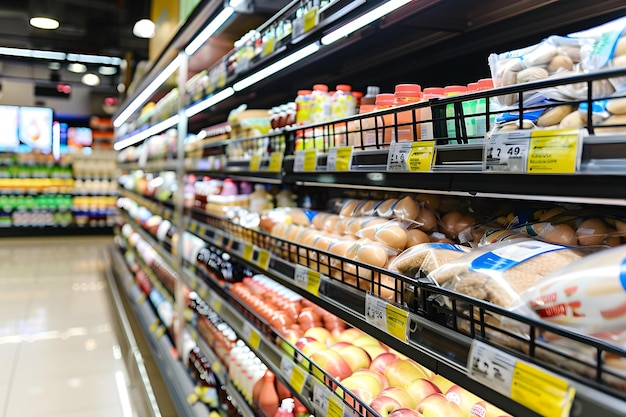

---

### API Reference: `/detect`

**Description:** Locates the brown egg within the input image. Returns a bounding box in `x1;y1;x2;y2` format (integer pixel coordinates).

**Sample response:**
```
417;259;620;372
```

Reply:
415;194;440;210
376;199;398;218
441;211;475;239
339;200;361;217
415;207;437;232
355;244;388;268
406;229;430;247
393;196;420;221
576;218;609;246
429;233;455;243
540;223;577;246
374;224;408;250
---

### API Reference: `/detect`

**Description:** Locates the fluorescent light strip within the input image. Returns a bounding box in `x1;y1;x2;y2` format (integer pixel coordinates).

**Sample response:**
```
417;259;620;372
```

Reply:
233;43;320;91
185;87;235;117
114;115;179;151
114;55;182;128
0;46;66;60
321;0;412;45
67;53;122;65
185;7;234;55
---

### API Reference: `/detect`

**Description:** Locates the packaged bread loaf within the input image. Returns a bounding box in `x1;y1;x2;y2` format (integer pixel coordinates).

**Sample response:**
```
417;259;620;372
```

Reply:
388;242;471;278
428;238;598;309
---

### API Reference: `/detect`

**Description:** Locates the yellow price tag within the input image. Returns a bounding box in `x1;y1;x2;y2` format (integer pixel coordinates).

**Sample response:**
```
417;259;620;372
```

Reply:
306;270;321;296
149;318;159;333
257;249;271;270
407;141;435;172
187;393;199;405
198;225;206;236
385;303;409;341
198;286;208;300
249;328;261;350
327;395;344;417
189;221;198;233
527;129;580;173
243;244;254;262
136;293;147;304
263;36;276;57
249;155;262;171
335;146;353;171
155;325;166;339
304;7;318;32
214;299;222;313
290;364;308;394
303;149;318;171
189;328;198;341
268;152;283;172
511;361;575;417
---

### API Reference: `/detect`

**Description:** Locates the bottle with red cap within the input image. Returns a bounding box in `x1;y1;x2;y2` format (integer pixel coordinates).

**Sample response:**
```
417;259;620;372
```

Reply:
420;87;445;140
444;85;468;143
464;82;480;138
393;83;422;141
331;84;356;146
374;93;396;146
475;78;495;137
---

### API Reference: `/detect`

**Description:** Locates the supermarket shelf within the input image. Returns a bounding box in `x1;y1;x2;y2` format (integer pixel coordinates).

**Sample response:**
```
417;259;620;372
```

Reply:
108;245;211;417
0;225;113;237
118;159;179;172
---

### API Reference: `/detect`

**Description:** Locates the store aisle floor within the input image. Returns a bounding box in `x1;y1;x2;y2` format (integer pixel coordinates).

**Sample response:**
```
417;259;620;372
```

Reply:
0;236;135;417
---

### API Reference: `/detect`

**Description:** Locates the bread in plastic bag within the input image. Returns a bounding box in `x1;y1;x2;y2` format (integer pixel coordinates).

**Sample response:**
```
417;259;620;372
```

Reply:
388;242;470;278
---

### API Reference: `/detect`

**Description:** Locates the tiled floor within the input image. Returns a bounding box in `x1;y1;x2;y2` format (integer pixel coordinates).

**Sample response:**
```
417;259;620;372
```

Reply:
0;237;136;417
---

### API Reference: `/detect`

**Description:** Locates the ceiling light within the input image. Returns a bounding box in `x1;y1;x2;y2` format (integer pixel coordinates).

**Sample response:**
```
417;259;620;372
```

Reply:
48;62;61;70
68;63;87;73
30;17;59;30
233;43;320;91
133;19;156;39
320;0;412;45
98;66;117;75
185;7;234;55
82;73;100;86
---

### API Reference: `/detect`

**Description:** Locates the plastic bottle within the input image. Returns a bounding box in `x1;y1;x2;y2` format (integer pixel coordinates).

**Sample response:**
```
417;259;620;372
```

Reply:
310;84;331;124
475;78;495;138
374;93;396;146
420;87;445;140
258;370;280;417
331;84;356;120
348;86;379;147
295;90;313;125
275;398;296;417
276;187;297;207
249;184;274;213
464;82;480;139
220;178;238;197
393;84;422;141
444;85;468;143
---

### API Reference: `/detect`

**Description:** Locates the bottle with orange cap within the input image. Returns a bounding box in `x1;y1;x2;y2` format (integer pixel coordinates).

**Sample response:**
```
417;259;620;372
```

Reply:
464;82;480;139
393;83;422;141
444;85;468;143
374;93;396;146
420;87;445;140
475;78;495;137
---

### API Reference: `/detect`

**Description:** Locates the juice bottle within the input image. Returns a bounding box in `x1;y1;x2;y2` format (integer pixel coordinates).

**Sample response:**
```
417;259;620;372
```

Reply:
420;87;445;140
393;84;422;141
310;84;331;124
444;85;468;143
374;93;396;146
464;82;479;139
349;86;379;148
475;78;495;137
295;90;312;125
331;84;356;146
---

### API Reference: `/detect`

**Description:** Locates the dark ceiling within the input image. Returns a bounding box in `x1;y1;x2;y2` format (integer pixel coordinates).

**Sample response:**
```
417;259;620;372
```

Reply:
0;0;151;62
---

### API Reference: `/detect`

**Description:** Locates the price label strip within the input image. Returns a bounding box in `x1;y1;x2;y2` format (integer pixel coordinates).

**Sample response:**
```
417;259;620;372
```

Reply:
262;36;276;57
312;381;331;416
364;294;409;342
527;129;581;174
468;340;575;417
303;7;318;33
483;131;530;172
292;15;305;38
249;154;262;171
242;244;254;262
257;249;271;270
294;149;318;172
268;152;284;173
365;293;387;330
243;322;261;350
213;299;222;313
386;303;409;341
327;146;353;171
407;141;436;172
327;395;344;417
293;265;322;296
279;356;309;395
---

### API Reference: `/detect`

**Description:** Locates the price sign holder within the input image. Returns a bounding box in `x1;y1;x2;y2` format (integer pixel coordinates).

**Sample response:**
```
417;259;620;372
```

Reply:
242;243;254;262
293;265;322;296
268;152;284;172
262;36;276;57
483;131;530;172
279;356;308;395
327;394;344;417
387;141;435;172
365;294;409;342
386;303;409;341
527;129;581;173
365;293;387;329
243;322;261;350
257;249;271;270
294;149;318;172
312;381;331;416
327;146;353;171
249;155;262;171
303;7;318;33
468;340;575;417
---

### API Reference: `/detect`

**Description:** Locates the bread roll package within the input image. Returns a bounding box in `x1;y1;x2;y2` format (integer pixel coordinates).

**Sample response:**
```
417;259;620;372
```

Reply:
388;242;471;278
513;245;626;333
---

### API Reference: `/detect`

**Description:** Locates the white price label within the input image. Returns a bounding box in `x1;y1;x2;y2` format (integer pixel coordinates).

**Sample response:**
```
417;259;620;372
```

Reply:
326;146;353;171
280;356;295;379
387;142;414;171
365;293;387;330
468;339;516;394
483;131;529;172
294;150;306;172
312;381;331;415
292;16;305;38
294;265;309;288
293;265;322;296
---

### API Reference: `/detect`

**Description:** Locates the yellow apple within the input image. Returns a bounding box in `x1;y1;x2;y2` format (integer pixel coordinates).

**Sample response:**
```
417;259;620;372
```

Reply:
337;345;372;372
384;359;432;388
417;393;464;417
378;386;415;409
338;374;382;398
445;385;483;415
352;369;389;390
311;348;353;381
370;352;398;374
405;378;441;405
369;395;403;417
430;374;456;393
337;328;366;343
361;344;388;360
353;334;384;348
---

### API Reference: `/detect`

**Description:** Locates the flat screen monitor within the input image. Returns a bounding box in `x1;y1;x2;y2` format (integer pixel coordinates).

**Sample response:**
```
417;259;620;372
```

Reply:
0;105;53;153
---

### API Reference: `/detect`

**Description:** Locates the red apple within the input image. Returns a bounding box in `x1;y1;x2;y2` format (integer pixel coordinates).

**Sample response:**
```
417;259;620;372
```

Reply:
378;386;415;409
405;378;441;405
352;369;389;390
330;341;352;350
338;374;383;398
388;408;422;417
338;345;372;372
369;395;403;417
384;359;432;388
296;338;326;358
370;352;398;374
311;349;353;381
445;385;483;415
417;393;464;417
361;344;388;361
337;328;366;343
